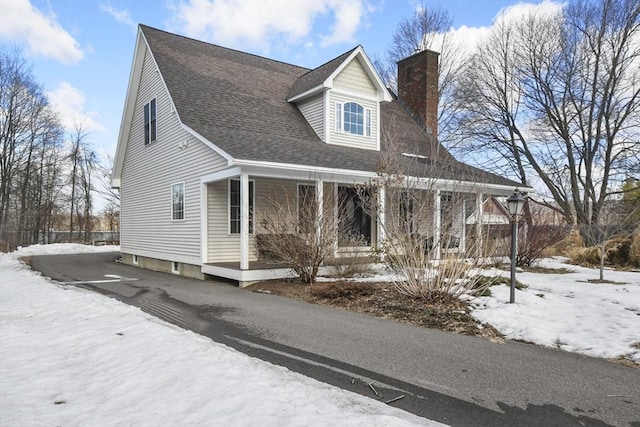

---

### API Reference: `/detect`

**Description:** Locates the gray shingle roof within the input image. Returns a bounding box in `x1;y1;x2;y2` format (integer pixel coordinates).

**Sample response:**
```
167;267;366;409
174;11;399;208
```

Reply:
286;47;357;100
140;25;521;188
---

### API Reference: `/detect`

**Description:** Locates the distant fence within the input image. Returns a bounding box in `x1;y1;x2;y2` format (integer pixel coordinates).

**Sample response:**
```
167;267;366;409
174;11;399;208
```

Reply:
38;231;120;245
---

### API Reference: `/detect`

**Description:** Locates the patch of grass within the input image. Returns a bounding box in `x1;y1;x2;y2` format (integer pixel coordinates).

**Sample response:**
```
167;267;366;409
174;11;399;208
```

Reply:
475;275;527;290
586;279;627;284
523;266;572;274
310;281;376;299
536;293;545;298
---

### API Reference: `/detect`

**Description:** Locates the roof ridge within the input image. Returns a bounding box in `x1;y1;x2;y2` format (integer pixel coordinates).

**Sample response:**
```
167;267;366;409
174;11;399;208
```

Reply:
295;45;360;79
139;24;310;72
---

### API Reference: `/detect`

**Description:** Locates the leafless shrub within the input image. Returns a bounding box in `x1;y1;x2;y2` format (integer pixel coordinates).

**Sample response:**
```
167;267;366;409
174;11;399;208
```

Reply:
359;138;500;303
517;225;569;267
256;181;341;285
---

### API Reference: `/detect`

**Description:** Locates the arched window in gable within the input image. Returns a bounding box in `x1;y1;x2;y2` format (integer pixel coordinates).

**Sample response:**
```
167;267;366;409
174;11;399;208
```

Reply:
335;101;371;137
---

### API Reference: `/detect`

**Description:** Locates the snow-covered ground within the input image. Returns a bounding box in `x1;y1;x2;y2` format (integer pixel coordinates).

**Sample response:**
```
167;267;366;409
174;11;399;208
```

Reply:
471;257;640;363
0;244;442;427
2;244;638;426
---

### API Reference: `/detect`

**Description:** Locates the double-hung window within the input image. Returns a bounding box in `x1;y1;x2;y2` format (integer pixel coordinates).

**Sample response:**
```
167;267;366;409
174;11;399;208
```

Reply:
144;98;157;145
335;101;371;137
171;182;185;220
229;179;254;234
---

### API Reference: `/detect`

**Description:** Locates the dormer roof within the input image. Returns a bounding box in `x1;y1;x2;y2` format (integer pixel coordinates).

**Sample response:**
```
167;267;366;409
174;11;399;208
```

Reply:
287;45;392;103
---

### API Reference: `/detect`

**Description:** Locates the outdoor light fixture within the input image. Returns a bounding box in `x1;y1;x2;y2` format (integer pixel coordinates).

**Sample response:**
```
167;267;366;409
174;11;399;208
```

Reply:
507;190;526;217
507;190;526;304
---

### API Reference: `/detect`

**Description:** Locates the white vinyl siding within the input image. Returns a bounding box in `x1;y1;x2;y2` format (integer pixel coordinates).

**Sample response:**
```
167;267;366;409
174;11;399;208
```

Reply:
297;94;324;140
120;46;227;265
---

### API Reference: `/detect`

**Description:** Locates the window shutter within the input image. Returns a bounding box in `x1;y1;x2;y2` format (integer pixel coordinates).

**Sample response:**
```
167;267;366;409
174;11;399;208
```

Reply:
144;103;150;145
335;103;342;132
150;98;157;142
366;109;371;137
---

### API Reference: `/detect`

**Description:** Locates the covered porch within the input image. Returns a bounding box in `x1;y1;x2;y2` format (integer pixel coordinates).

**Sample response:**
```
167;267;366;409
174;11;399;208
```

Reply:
199;164;379;286
199;164;519;286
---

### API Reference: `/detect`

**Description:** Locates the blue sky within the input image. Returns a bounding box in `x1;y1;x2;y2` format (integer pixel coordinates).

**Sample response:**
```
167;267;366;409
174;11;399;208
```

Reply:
0;0;551;164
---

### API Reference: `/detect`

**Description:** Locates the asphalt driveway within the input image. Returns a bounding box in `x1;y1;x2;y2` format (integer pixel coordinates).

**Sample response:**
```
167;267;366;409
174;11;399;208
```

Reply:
28;252;640;426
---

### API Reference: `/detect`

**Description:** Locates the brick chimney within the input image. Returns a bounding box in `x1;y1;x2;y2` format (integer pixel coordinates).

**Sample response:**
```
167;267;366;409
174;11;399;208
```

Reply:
397;49;439;139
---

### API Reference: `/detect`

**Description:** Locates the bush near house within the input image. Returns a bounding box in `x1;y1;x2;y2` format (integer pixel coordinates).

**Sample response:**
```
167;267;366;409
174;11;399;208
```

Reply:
569;231;639;268
517;225;570;267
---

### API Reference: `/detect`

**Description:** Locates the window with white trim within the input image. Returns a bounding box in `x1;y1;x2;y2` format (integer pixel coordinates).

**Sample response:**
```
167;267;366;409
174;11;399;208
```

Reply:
335;101;371;137
229;179;254;234
144;98;157;145
171;182;185;220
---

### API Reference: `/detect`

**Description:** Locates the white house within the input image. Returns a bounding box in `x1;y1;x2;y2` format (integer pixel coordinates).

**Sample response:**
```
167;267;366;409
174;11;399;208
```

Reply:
112;25;529;286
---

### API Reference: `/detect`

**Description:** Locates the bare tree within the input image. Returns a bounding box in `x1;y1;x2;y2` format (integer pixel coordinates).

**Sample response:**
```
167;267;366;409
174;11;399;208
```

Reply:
95;153;120;206
67;123;95;242
0;47;65;250
373;3;465;142
575;198;639;279
457;0;640;245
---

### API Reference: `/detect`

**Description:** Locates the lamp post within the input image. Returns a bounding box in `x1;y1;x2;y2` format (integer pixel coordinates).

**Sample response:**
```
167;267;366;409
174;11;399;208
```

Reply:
507;190;526;303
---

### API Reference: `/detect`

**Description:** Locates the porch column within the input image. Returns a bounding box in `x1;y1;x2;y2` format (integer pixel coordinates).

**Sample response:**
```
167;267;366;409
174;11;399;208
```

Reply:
240;173;250;270
434;190;441;260
475;193;484;257
460;199;466;254
315;179;324;245
378;185;386;248
200;182;208;264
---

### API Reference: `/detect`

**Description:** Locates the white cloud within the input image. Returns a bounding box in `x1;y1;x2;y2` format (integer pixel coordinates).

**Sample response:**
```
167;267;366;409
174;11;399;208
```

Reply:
494;0;563;25
47;82;105;133
425;1;563;69
320;1;363;46
100;3;137;34
0;0;84;64
169;0;368;52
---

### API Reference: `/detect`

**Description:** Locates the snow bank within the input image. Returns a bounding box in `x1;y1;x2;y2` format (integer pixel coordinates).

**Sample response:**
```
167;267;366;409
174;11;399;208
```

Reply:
471;258;640;362
12;243;120;257
0;251;440;426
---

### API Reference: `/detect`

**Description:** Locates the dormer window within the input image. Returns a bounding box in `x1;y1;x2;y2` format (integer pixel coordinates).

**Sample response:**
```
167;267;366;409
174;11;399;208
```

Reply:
335;101;371;137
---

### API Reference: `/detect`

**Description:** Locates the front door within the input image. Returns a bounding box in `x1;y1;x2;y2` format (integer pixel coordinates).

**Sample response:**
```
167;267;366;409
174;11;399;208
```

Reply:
338;186;371;246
